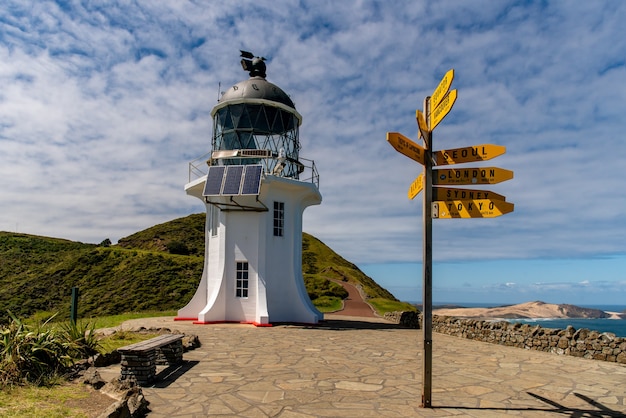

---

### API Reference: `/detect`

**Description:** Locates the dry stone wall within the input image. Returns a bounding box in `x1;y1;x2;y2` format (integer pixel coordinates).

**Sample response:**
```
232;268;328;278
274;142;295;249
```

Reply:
384;312;626;364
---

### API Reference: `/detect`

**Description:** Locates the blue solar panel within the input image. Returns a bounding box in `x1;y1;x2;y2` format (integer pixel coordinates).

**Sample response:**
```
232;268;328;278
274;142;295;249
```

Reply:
241;165;262;195
203;166;226;196
222;165;244;195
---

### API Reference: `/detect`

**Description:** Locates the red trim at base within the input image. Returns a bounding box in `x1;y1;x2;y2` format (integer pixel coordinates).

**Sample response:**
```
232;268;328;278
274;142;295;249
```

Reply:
191;320;273;327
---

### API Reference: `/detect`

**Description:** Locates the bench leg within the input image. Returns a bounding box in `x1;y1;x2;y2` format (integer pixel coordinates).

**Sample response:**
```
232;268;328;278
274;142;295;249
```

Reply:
157;340;184;366
120;350;157;386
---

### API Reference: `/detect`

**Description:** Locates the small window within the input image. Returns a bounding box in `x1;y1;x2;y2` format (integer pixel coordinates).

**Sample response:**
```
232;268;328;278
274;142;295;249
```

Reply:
273;201;284;237
236;261;249;298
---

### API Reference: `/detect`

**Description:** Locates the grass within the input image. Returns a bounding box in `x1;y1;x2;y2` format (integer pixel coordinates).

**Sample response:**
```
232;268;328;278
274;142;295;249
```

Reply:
311;296;343;312
0;379;91;418
0;311;176;418
98;330;160;353
368;298;418;316
89;310;178;329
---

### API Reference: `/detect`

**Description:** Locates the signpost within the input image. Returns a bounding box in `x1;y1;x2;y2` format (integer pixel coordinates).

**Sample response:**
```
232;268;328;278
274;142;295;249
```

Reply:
432;167;514;185
431;69;454;110
408;173;424;200
416;110;430;142
386;132;426;164
385;68;514;409
432;199;514;219
430;89;457;131
432;187;506;202
434;144;506;165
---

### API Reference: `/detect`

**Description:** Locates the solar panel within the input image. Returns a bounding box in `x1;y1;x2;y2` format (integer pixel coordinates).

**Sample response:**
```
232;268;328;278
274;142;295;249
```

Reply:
241;165;262;195
222;165;244;195
203;166;226;196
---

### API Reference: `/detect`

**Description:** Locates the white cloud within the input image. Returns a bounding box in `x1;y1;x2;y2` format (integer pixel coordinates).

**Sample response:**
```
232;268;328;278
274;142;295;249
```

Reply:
1;0;625;270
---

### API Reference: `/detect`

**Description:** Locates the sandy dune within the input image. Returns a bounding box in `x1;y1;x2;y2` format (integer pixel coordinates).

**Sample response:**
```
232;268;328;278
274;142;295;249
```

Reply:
433;301;624;320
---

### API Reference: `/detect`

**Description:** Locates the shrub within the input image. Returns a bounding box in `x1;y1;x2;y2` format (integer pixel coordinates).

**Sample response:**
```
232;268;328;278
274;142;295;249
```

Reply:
0;312;99;387
0;312;70;386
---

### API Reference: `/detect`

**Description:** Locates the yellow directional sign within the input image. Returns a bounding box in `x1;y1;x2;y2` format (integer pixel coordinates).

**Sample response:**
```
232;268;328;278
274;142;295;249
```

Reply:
416;110;430;141
408;173;424;200
432;187;506;202
434;144;506;166
432;199;514;219
386;132;425;165
431;69;454;110
433;166;513;185
430;89;457;131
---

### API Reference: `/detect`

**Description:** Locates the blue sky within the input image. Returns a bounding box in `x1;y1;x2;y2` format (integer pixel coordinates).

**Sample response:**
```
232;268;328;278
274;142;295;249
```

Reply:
1;1;625;306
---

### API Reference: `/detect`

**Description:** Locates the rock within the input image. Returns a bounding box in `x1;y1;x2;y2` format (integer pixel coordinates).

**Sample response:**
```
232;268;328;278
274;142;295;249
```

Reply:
83;367;106;390
101;377;150;418
93;351;122;367
182;334;201;350
97;400;131;418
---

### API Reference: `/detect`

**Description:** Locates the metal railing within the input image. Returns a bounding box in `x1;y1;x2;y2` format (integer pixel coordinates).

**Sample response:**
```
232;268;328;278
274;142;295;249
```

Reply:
188;150;319;189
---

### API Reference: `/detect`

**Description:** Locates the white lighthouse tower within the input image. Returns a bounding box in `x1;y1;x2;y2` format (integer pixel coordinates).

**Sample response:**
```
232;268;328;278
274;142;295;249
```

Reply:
176;51;322;326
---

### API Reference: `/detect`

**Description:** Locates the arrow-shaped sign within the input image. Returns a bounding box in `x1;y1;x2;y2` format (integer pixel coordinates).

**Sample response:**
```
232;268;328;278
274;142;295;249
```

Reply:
431;69;454;110
434;144;506;166
408;173;424;200
433;166;513;185
430;89;457;131
416;110;430;142
432;187;506;202
432;199;514;219
386;132;425;165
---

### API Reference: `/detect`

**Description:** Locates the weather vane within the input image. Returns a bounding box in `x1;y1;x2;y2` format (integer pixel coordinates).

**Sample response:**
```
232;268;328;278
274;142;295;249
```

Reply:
240;50;267;78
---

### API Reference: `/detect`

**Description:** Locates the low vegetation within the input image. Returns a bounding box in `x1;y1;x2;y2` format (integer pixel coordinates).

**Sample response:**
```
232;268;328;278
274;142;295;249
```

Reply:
0;312;99;387
1;214;407;322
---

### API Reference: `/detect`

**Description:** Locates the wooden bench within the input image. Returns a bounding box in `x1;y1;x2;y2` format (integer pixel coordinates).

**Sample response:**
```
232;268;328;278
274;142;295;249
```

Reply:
117;334;185;386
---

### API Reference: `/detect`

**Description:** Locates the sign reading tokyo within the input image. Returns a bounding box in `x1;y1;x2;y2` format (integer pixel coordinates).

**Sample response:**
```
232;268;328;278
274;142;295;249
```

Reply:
434;144;506;166
432;199;514;219
433;167;513;185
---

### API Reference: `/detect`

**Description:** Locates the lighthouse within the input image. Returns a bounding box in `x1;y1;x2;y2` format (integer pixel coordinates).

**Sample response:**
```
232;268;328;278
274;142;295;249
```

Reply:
176;51;322;325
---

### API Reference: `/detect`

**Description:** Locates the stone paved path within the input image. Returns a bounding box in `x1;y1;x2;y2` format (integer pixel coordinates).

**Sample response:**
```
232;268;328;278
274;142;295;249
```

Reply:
102;316;626;417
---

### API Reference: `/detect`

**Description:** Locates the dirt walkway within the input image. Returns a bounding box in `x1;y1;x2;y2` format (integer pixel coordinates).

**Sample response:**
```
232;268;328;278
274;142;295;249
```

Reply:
331;280;378;318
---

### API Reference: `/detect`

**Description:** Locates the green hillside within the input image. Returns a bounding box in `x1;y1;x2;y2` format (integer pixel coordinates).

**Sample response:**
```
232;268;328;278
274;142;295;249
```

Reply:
0;213;407;322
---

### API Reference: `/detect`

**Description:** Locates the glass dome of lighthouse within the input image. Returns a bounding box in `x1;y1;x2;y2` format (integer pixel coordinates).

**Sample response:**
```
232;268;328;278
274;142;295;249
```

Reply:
210;51;304;179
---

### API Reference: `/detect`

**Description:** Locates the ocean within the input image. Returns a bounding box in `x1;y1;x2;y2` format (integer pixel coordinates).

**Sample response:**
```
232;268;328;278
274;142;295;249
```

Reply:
507;318;626;337
430;303;626;338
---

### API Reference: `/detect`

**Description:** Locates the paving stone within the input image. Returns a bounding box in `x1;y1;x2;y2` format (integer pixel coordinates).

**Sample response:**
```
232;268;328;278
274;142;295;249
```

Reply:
95;315;626;417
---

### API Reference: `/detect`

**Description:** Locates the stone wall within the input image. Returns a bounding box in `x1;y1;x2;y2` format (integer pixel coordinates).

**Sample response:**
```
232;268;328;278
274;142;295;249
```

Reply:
384;312;626;364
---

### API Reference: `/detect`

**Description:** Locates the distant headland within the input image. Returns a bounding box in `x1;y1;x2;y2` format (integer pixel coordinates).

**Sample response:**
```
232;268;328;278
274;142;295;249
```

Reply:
433;301;626;320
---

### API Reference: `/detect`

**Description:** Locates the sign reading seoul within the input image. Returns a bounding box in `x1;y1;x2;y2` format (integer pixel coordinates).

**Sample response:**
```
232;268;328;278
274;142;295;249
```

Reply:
434;144;506;165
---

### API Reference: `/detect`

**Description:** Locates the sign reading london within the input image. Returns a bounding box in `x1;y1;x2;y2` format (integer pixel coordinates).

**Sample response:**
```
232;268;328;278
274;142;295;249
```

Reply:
433;167;513;185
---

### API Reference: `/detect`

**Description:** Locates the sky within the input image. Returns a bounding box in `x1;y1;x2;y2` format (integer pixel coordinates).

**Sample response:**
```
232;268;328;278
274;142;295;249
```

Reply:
1;1;625;306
